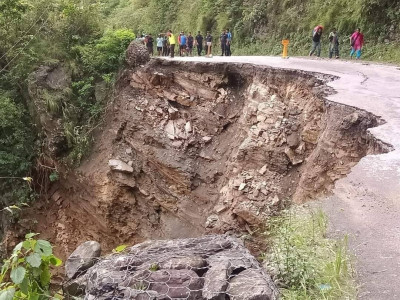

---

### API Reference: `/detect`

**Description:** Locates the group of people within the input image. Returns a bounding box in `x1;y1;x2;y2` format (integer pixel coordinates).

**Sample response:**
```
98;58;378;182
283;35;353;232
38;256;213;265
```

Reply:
138;29;232;58
309;26;365;59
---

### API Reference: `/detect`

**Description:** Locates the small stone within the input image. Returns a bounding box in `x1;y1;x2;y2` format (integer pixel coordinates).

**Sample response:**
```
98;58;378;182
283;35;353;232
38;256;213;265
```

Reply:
238;183;247;191
286;133;300;148
215;205;228;214
185;122;192;133
202;136;212;143
164;120;175;140
172;141;183;148
108;159;134;173
205;215;219;228
139;188;150;196
259;165;268;175
245;176;253;182
168;107;179;120
271;195;280;206
125;148;132;155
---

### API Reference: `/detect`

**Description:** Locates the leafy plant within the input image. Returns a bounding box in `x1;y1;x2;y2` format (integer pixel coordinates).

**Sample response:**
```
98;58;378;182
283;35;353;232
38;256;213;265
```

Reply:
112;244;128;254
0;233;62;299
264;207;356;299
49;172;59;182
149;263;159;272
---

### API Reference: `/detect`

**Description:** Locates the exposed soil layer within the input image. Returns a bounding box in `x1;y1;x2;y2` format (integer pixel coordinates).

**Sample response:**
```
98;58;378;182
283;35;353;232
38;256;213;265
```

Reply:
7;59;390;259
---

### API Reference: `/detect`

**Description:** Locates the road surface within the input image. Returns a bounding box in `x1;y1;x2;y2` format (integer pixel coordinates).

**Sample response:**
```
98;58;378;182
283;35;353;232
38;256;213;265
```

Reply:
161;56;400;299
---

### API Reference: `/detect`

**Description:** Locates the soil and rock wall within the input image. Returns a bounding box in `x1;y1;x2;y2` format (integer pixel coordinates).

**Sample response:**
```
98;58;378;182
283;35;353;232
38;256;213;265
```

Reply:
5;44;390;261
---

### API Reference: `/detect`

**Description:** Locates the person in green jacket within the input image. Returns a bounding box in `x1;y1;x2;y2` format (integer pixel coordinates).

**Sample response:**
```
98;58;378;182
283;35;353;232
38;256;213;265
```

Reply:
328;28;340;59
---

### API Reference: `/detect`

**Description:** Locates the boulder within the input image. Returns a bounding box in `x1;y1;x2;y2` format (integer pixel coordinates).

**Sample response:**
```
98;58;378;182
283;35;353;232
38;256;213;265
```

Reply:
65;241;101;279
286;132;300;148
227;269;277;299
64;236;278;299
108;159;134;173
63;273;88;297
125;41;150;68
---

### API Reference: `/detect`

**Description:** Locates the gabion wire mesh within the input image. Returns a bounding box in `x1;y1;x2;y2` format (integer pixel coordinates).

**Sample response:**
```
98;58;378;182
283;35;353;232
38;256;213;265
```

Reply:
65;235;278;300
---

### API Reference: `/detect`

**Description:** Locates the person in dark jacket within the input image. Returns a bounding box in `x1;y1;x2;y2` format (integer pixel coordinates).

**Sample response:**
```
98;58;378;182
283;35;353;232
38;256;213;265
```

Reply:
309;26;323;57
195;31;203;56
220;29;228;56
187;32;194;56
328;28;340;59
146;34;154;56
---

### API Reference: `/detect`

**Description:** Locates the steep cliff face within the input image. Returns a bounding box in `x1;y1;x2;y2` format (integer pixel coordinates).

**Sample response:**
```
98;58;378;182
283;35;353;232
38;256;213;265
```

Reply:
6;45;389;259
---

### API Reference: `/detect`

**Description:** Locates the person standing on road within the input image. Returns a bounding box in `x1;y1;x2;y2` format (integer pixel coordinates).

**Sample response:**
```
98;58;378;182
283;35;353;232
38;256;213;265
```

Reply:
187;32;194;56
205;31;213;57
179;32;187;56
226;29;232;56
195;31;203;56
309;26;323;57
220;29;228;56
162;35;168;56
167;30;176;58
328;28;340;59
156;34;163;56
350;28;364;60
146;34;154;56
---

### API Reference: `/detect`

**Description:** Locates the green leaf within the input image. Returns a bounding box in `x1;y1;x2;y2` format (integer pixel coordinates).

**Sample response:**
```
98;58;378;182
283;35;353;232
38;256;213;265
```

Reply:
8;205;21;210
34;240;52;256
10;266;26;284
22;240;31;250
0;287;15;300
113;244;128;253
20;277;29;294
13;242;23;252
27;292;39;300
1;260;10;275
49;256;62;267
26;253;42;268
25;233;38;239
32;267;41;278
40;267;51;287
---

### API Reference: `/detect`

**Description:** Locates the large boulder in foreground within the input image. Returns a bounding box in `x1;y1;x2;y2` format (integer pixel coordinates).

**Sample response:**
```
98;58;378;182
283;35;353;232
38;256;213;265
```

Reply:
65;241;101;279
63;235;278;299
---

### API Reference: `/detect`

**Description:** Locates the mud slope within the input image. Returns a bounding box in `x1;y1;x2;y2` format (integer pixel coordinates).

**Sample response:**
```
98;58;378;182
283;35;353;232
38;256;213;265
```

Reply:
11;59;390;258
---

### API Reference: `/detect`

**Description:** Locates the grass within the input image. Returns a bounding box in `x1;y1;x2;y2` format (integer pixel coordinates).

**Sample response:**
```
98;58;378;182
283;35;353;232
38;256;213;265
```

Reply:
262;206;357;300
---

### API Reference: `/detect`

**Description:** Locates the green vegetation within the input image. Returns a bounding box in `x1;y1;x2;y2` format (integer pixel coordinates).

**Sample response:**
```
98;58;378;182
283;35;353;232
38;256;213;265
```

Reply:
0;233;62;299
263;207;356;299
0;0;135;213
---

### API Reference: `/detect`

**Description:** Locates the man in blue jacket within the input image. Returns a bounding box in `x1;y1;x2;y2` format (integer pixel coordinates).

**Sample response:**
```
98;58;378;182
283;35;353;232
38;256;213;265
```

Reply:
180;32;187;56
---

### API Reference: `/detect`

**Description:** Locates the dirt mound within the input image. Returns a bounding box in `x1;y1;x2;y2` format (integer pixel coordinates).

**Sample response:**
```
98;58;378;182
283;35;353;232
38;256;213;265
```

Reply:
7;59;390;260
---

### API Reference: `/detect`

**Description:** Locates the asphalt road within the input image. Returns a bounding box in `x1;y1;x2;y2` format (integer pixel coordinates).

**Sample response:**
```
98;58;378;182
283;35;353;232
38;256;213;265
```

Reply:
162;55;400;299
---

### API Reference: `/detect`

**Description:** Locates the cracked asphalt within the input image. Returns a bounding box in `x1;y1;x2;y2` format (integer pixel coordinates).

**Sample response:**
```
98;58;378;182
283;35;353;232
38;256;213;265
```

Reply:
162;56;400;299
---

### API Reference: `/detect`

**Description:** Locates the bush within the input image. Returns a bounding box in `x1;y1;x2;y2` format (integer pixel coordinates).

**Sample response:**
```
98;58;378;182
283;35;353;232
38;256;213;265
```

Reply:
0;233;62;299
263;207;356;299
0;94;35;209
75;29;135;75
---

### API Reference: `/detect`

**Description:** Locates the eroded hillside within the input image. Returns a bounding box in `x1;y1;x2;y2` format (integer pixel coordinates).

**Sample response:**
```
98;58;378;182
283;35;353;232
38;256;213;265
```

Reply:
5;48;390;259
